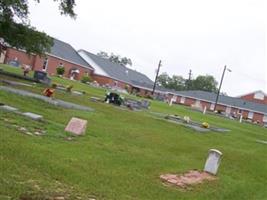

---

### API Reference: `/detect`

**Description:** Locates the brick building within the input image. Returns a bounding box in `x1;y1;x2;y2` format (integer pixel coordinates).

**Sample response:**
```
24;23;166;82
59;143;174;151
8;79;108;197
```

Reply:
4;38;93;80
78;50;163;96
238;91;267;105
166;90;267;125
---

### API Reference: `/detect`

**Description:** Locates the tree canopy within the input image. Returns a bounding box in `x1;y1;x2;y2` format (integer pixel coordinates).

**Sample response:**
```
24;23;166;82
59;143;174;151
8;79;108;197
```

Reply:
157;72;218;92
0;0;76;55
97;51;133;66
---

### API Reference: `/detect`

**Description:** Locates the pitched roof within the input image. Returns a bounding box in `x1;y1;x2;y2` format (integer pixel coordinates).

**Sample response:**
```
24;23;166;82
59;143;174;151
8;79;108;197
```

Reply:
50;39;92;69
78;50;154;87
236;90;267;97
170;90;267;114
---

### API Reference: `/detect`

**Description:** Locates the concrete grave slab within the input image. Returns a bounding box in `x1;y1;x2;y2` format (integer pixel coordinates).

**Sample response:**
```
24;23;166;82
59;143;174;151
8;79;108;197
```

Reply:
160;170;216;189
65;117;87;136
22;112;43;121
0;86;94;111
256;140;267;145
72;91;83;95
0;105;18;112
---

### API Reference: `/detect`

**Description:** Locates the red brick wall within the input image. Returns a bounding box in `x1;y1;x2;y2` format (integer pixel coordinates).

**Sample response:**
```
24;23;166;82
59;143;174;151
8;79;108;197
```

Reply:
200;101;211;110
215;104;226;112
5;48;93;80
5;48;35;67
184;97;195;106
91;74;129;89
33;55;92;80
241;93;267;105
252;113;264;124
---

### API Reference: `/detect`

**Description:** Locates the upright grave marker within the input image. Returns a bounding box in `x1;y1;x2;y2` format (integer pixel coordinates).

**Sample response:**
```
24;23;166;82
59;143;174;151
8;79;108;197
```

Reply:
204;149;222;175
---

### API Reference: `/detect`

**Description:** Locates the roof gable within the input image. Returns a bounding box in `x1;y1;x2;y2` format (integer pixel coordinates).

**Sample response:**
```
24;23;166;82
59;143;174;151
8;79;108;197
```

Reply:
78;50;154;87
50;39;91;69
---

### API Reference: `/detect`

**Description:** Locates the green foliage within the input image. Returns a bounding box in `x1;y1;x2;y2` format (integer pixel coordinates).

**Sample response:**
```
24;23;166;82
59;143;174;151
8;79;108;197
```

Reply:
0;0;76;55
97;51;132;66
81;75;92;83
192;75;218;92
158;72;218;92
56;66;65;75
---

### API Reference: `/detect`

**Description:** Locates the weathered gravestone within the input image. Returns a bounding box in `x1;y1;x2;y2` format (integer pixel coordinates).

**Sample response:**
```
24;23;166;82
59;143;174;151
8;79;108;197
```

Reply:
33;70;51;85
22;112;43;121
65;117;87;136
0;105;18;112
204;149;222;175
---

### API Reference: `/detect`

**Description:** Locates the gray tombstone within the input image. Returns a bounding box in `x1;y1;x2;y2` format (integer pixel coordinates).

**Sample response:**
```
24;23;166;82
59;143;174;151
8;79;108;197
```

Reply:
22;112;43;121
8;60;20;67
33;70;51;85
0;105;18;112
204;149;222;175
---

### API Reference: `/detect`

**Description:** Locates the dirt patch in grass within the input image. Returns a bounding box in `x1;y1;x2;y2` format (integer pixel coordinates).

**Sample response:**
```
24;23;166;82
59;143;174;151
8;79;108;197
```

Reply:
160;170;217;189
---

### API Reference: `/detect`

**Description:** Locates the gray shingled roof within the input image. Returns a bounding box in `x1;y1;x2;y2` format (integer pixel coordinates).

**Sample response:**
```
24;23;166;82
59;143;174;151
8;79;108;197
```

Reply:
80;50;154;87
171;90;267;114
50;39;91;68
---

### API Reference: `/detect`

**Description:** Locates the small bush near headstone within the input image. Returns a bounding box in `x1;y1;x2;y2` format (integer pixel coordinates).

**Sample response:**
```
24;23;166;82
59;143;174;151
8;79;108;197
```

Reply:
56;66;65;76
81;75;92;83
66;85;73;92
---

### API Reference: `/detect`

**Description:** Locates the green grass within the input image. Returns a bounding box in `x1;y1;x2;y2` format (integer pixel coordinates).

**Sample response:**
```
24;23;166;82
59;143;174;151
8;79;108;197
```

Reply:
0;64;34;77
0;64;267;200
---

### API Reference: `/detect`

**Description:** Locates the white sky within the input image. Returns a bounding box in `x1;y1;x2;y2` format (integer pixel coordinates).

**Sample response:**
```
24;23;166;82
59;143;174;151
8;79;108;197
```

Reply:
28;0;267;96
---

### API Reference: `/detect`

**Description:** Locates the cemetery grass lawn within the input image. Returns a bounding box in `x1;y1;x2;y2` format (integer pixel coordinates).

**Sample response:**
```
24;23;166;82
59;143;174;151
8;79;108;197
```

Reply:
1;66;267;199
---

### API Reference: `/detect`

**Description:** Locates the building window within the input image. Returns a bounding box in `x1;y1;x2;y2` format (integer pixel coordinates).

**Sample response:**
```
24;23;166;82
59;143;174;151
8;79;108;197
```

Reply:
226;107;231;114
59;62;63;67
254;92;264;100
180;97;185;104
263;115;267;123
114;81;118;87
42;58;49;71
210;103;215;110
248;112;254;119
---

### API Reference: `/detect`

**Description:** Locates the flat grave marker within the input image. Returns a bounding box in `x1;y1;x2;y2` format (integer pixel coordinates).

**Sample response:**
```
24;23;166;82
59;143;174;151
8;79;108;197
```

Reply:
65;117;87;136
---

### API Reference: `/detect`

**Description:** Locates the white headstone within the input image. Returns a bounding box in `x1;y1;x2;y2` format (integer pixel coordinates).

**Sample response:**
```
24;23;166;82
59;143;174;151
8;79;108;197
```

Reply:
0;105;18;112
169;98;173;106
203;106;207;114
239;115;243;123
204;149;222;175
22;112;43;121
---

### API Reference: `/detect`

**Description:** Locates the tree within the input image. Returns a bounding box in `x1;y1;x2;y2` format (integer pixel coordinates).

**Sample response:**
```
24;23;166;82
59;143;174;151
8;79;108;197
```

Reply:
191;75;218;92
97;51;132;66
0;0;76;55
158;72;218;92
157;72;171;88
169;75;186;91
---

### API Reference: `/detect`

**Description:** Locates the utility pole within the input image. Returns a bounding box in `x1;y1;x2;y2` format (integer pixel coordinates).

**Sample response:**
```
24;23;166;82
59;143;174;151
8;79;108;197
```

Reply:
152;60;162;95
188;69;192;81
214;65;231;111
187;69;192;90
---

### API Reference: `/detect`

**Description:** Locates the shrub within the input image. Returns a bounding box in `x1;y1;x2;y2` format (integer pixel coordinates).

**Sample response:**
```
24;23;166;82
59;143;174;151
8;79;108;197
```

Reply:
81;75;92;83
56;66;65;75
66;85;73;92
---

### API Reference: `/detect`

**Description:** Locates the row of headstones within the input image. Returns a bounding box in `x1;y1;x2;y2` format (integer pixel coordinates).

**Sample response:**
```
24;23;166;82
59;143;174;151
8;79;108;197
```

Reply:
0;105;43;120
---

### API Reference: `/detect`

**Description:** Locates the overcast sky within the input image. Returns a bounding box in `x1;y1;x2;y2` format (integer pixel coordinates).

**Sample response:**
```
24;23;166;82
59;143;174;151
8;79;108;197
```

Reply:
28;0;267;96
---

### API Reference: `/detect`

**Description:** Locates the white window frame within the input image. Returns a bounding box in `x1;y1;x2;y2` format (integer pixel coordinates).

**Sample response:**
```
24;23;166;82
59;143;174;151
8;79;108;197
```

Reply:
180;97;185;104
210;103;215;111
226;107;231;114
263;115;267;123
248;112;254;119
254;92;264;100
42;58;49;71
